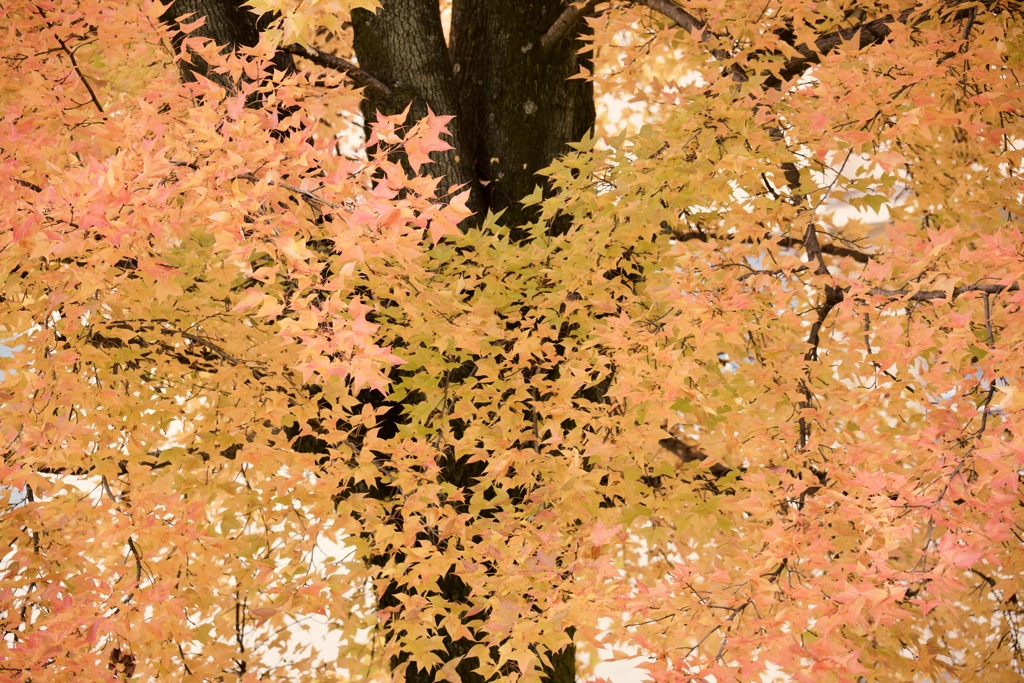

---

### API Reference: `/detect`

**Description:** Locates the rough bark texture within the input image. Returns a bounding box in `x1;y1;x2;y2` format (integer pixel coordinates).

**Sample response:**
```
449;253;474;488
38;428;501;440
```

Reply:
352;0;594;236
160;0;295;91
351;2;484;215
449;0;595;236
161;2;593;682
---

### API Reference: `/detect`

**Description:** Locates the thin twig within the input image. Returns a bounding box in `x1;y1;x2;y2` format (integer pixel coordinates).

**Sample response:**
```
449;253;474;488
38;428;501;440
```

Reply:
863;312;872;356
14;178;43;193
671;229;876;263
54;35;104;113
177;643;194;677
736;265;808;281
983;293;995;346
179;332;245;365
976;292;998;438
170;329;268;379
125;537;143;604
624;613;675;628
100;475;117;503
682;625;721;657
34;6;105;113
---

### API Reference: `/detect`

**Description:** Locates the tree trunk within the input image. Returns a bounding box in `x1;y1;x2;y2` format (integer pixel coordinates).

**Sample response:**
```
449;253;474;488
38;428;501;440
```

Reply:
448;0;594;236
353;0;594;236
161;2;593;681
351;5;591;681
350;1;484;215
160;0;294;91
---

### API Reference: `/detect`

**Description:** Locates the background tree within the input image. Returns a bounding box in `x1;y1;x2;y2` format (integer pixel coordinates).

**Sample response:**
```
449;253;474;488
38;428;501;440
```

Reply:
2;1;1024;682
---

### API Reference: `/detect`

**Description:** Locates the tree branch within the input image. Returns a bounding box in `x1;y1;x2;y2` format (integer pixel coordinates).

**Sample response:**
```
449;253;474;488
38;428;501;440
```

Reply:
869;282;1019;302
659;431;732;478
632;0;747;80
804;281;1018;360
14;178;43;193
632;0;704;34
34;5;105;113
669;226;876;263
235;172;340;209
180;332;247;366
541;1;603;51
169;328;268;379
805;284;845;361
628;0;924;87
771;8;921;87
55;34;104;113
776;236;873;264
283;43;392;97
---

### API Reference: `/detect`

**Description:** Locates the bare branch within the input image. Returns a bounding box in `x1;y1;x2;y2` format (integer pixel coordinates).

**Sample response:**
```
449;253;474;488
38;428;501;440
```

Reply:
869;282;1019;302
670;226;876;263
541;1;603;51
284;43;392;97
772;8;922;86
633;0;704;34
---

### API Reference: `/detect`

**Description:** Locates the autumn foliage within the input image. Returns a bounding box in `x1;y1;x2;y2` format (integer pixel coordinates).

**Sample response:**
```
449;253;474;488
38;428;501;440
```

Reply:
2;0;1024;682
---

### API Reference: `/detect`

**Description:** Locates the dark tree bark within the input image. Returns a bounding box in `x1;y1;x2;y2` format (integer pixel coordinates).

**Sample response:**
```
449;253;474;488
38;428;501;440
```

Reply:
161;2;592;682
350;1;484;215
448;0;594;235
350;0;594;236
350;5;592;680
160;0;295;91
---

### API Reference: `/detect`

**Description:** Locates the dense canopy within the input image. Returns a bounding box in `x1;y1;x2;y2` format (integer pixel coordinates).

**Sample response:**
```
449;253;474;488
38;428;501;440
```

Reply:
2;1;1024;682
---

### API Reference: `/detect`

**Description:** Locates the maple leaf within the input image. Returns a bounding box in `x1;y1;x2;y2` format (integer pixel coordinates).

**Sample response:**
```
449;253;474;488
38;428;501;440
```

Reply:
938;533;983;570
404;109;455;174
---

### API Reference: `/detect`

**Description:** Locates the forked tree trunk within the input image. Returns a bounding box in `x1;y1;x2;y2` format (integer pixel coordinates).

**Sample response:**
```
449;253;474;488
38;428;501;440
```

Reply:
352;0;594;238
161;2;594;681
